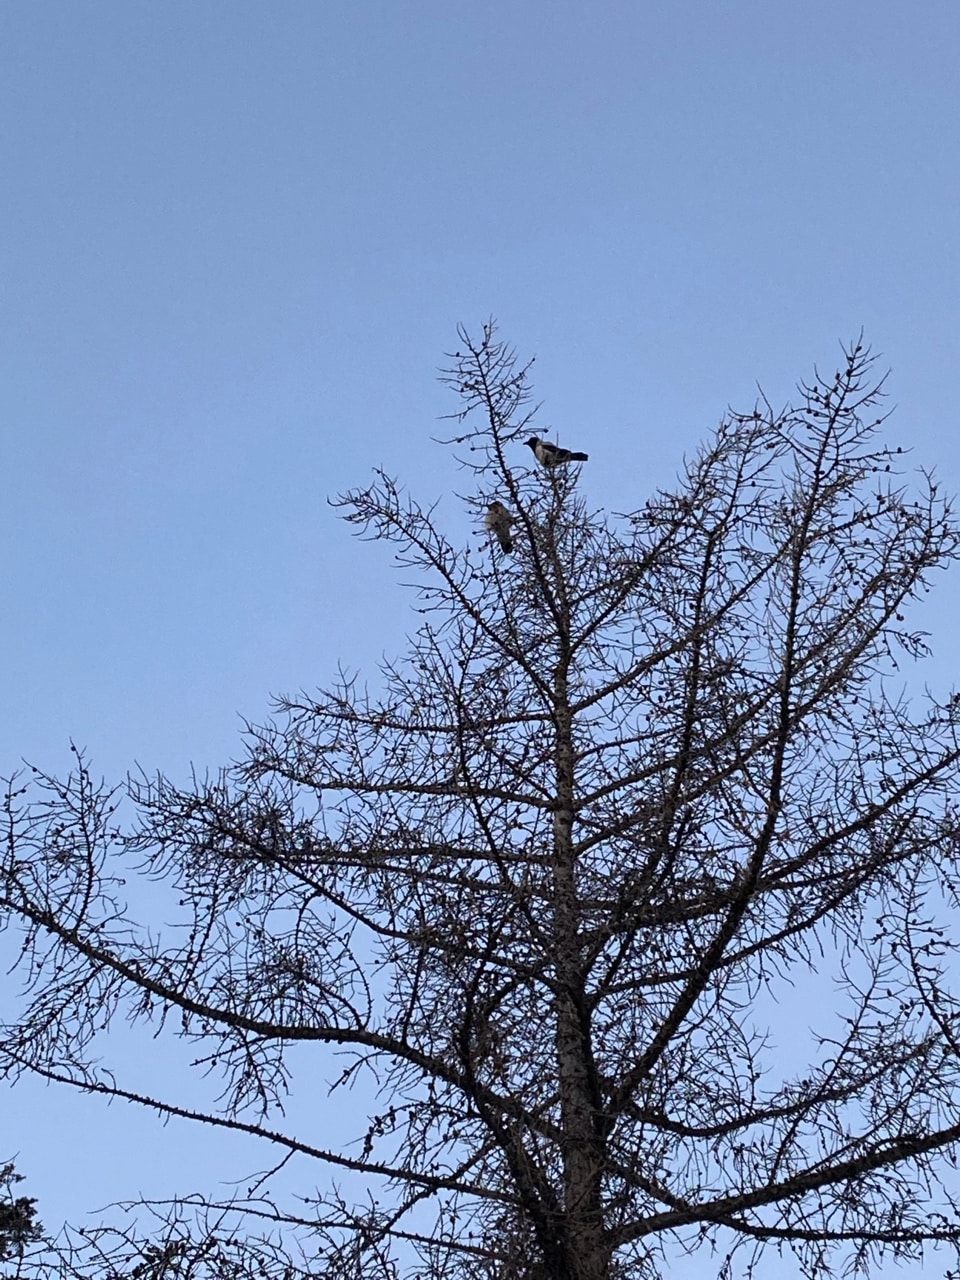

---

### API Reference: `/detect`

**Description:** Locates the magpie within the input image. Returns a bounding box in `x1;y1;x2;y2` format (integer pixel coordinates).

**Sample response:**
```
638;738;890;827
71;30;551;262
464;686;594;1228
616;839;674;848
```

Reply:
484;501;516;554
526;436;589;467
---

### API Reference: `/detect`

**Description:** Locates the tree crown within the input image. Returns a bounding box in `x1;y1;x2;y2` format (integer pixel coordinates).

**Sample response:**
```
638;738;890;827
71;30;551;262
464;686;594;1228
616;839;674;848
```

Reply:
3;325;960;1279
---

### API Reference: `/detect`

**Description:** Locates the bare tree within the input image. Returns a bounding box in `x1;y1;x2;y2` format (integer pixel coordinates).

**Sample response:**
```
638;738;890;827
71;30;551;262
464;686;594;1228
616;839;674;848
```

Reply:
4;325;960;1279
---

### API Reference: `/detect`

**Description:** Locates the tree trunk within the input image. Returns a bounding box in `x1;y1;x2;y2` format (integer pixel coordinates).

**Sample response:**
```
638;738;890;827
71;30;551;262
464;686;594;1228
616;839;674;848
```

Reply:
552;661;610;1280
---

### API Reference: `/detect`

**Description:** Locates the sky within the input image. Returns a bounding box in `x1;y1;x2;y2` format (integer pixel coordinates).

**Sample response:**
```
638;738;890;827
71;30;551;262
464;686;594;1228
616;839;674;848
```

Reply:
2;0;960;1271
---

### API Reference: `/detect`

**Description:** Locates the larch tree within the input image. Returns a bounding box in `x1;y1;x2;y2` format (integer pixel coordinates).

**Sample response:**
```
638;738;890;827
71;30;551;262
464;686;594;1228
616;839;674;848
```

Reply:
4;325;960;1280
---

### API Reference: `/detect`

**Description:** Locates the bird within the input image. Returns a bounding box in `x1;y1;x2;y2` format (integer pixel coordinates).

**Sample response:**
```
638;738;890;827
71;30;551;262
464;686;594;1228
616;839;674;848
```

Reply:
484;501;516;554
526;436;589;467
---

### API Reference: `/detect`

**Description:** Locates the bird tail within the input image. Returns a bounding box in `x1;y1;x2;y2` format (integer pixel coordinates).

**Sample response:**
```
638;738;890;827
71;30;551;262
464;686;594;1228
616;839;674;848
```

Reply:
571;451;589;462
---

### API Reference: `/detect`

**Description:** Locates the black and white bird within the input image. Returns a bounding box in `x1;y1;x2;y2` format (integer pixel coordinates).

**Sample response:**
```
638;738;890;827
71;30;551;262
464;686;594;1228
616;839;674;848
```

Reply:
526;436;589;467
485;501;516;554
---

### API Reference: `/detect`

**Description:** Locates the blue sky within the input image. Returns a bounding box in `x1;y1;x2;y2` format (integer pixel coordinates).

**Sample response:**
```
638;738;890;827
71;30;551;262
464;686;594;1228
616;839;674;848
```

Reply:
2;1;960;1268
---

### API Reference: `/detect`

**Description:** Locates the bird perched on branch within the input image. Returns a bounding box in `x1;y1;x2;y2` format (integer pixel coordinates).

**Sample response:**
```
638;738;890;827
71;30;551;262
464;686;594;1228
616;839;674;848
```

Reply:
526;436;589;467
485;501;516;554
